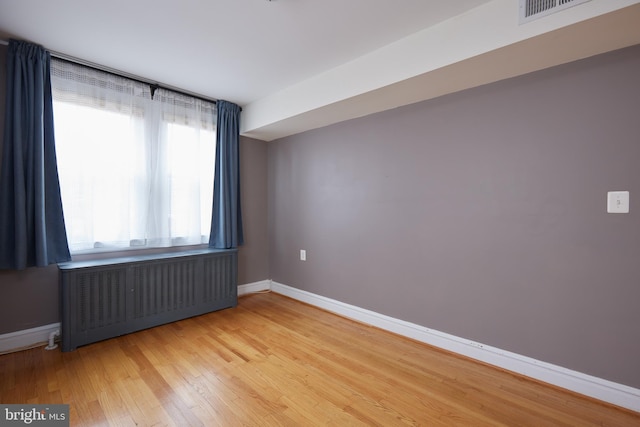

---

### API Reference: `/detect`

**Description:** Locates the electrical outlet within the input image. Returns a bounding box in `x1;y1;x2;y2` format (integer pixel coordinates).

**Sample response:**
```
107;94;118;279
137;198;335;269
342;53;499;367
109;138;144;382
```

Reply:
300;249;306;261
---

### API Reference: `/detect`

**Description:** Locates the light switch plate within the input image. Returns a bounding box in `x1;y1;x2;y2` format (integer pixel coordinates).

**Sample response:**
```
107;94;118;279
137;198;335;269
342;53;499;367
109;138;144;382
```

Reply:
300;249;307;261
607;191;629;213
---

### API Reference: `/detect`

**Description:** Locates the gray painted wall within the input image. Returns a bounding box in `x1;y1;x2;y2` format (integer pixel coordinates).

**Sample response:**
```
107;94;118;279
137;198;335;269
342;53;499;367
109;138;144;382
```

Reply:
0;43;269;333
268;45;640;389
2;40;640;391
238;135;269;286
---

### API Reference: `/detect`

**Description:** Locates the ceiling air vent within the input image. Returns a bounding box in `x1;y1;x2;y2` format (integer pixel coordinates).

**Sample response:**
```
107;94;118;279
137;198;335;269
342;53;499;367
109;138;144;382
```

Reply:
519;0;592;24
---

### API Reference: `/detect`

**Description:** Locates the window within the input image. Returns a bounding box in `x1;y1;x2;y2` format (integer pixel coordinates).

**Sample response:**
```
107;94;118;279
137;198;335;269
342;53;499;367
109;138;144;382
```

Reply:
51;59;216;253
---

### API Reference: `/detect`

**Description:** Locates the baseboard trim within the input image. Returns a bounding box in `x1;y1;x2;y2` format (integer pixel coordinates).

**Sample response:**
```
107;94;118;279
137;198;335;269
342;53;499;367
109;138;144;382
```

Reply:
4;282;637;412
238;280;271;296
0;323;61;355
0;280;272;353
270;280;640;413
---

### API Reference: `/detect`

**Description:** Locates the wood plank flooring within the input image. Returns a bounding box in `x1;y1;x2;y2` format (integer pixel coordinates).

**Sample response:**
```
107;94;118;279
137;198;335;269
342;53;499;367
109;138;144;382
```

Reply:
1;291;638;426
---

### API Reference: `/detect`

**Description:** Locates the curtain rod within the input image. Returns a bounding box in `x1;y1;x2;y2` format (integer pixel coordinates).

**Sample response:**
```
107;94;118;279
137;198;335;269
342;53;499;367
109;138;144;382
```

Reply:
1;38;239;110
51;55;220;106
51;54;225;107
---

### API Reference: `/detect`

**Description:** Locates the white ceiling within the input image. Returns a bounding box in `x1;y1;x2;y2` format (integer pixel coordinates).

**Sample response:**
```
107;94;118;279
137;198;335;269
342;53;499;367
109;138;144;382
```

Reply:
0;0;490;104
1;0;640;141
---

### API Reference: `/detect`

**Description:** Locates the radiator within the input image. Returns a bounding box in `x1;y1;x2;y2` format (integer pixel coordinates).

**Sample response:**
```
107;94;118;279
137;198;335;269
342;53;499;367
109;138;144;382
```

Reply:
58;248;237;351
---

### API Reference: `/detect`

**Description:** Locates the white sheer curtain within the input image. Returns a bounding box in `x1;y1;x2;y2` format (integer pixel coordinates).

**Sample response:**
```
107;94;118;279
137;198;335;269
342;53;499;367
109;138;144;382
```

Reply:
51;59;216;253
148;88;216;247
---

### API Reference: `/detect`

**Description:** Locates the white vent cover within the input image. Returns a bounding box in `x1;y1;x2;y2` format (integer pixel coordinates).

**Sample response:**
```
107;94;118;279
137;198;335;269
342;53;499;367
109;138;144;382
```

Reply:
519;0;592;24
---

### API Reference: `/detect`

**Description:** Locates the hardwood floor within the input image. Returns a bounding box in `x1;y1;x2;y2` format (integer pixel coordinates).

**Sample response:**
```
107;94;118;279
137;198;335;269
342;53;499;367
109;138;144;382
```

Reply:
1;291;638;426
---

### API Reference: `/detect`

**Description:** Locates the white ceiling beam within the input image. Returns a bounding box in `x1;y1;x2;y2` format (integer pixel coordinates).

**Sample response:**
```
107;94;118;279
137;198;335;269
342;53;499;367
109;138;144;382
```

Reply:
241;0;640;141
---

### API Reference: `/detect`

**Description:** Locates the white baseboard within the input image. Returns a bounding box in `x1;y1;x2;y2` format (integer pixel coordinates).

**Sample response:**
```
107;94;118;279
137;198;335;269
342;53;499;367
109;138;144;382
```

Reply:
0;323;61;355
0;280;270;353
270;280;640;413
238;280;271;296
4;282;638;412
